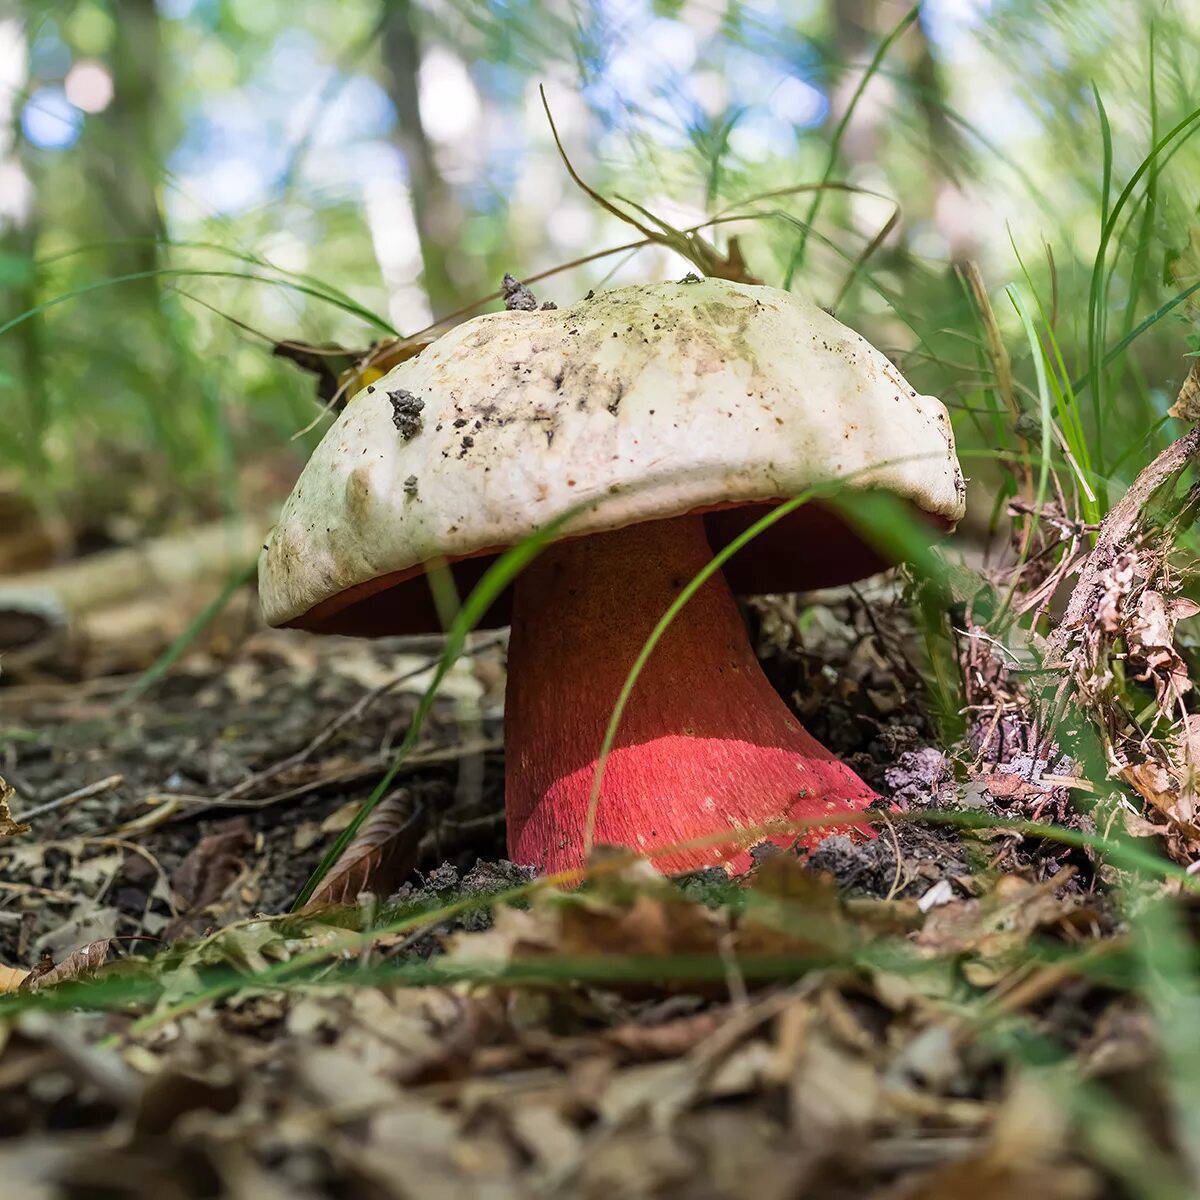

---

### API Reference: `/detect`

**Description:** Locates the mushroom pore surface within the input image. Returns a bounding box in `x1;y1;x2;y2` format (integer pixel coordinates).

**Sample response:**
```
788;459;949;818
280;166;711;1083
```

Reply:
504;513;877;875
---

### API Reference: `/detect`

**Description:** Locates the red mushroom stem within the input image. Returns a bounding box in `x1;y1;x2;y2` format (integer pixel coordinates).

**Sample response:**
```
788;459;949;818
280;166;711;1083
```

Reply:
505;514;878;876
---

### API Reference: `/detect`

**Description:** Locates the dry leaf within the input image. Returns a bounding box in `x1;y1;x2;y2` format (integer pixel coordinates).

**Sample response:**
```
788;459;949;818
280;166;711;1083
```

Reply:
338;336;436;398
172;817;253;910
273;334;435;406
0;774;29;841
1121;808;1172;839
0;963;30;993
1121;760;1180;820
605;1011;724;1059
1127;589;1196;705
978;772;1045;802
1168;361;1200;423
305;792;425;910
24;939;111;991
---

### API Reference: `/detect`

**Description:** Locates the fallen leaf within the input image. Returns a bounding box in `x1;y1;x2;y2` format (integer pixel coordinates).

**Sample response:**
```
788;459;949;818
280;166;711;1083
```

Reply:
1121;760;1180;820
1169;361;1200;423
320;799;361;834
1127;589;1195;705
272;333;434;405
605;1011;724;1059
0;963;30;992
978;772;1045;802
1120;807;1172;839
305;791;425;909
24;938;110;991
172;817;253;910
0;774;29;841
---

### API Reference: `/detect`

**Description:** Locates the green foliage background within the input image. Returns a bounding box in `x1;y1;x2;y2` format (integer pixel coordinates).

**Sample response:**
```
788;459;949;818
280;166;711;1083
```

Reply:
5;0;1200;542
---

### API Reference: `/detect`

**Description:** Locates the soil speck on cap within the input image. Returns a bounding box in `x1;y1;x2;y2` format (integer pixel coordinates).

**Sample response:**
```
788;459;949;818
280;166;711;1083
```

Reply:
388;389;424;439
501;272;539;311
403;475;418;497
679;272;703;284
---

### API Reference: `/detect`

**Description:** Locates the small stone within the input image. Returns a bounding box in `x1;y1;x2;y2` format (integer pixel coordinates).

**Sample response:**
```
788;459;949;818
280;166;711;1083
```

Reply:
501;272;539;311
388;389;424;439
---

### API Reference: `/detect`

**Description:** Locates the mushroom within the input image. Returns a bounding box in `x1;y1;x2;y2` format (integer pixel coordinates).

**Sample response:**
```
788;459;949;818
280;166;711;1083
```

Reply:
260;278;965;876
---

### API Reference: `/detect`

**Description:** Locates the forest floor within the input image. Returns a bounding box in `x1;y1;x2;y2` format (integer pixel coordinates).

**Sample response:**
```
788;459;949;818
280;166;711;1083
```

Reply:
0;566;1187;1199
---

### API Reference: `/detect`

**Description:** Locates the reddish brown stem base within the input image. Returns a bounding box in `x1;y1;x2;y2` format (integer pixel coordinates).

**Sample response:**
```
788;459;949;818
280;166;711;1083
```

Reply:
504;515;878;876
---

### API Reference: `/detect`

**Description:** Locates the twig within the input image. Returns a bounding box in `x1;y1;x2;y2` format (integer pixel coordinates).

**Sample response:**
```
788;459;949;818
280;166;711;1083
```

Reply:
212;634;503;804
120;738;501;832
18;774;123;824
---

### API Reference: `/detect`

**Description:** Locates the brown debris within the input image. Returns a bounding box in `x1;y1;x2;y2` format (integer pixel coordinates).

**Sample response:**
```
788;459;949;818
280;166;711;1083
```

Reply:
22;938;112;992
0;775;30;841
171;817;254;913
1168;360;1200;423
304;791;425;910
0;861;1156;1198
1045;430;1200;859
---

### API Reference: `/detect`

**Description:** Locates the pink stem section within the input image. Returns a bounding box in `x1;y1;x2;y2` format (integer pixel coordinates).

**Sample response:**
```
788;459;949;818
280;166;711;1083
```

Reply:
504;515;878;876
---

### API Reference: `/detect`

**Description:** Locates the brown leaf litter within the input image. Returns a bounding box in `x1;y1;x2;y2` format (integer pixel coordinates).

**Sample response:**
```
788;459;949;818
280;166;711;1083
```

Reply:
1046;430;1200;859
304;791;426;910
0;855;1169;1199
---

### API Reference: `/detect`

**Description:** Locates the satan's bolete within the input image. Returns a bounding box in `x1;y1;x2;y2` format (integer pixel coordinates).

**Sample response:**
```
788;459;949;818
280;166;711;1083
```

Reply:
261;278;965;875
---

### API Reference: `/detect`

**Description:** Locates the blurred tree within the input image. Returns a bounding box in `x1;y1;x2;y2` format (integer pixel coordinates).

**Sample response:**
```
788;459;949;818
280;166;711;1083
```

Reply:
381;0;482;316
0;17;46;477
92;0;165;281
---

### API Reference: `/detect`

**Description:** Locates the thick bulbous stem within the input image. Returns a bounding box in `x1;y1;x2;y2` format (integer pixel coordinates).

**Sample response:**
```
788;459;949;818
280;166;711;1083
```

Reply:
503;515;878;876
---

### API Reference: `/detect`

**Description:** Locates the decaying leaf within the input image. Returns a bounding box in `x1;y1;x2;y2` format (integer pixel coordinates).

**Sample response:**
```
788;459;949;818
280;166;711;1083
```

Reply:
1120;760;1177;817
304;791;425;910
0;774;29;841
274;334;437;408
915;871;1100;991
336;335;437;400
0;963;30;993
171;817;253;911
977;772;1045;802
1126;589;1198;705
1168;360;1200;423
23;938;111;991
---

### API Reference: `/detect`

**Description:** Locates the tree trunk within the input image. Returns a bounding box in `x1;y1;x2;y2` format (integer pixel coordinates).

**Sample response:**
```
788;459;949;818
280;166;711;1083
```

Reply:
0;22;47;475
381;0;476;316
95;0;166;280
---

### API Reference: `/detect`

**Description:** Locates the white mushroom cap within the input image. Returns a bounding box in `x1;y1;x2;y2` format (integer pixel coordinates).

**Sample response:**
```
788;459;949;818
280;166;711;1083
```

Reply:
260;278;964;632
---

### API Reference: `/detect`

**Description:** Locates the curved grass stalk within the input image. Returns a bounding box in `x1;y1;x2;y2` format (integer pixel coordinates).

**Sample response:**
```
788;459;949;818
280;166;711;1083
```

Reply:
783;4;918;287
0;267;398;342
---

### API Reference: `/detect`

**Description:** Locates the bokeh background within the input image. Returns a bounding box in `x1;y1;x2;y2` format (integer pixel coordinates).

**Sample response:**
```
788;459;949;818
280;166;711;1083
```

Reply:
3;0;1199;558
